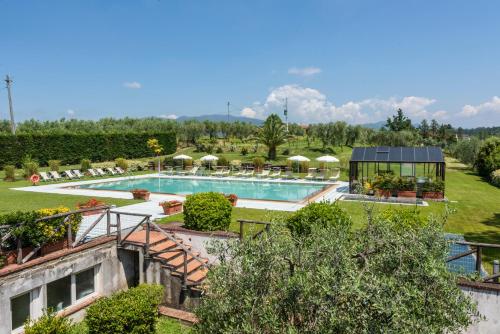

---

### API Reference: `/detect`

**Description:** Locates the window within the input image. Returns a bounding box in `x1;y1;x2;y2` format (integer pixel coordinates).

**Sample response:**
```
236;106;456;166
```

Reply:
47;276;72;311
76;268;95;300
11;292;30;330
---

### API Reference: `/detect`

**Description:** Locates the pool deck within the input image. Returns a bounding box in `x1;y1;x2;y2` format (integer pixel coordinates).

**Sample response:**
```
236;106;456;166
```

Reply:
12;175;349;217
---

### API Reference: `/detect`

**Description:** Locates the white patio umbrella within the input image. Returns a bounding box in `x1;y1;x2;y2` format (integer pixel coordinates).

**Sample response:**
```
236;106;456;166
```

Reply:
287;155;311;173
200;154;219;171
316;155;340;175
173;154;192;170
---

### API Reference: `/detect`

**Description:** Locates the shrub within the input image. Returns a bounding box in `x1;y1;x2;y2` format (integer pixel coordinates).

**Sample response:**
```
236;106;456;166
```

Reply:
183;192;232;231
48;160;61;172
24;310;75;334
86;284;164;334
115;158;129;171
395;177;416;191
423;180;445;193
240;147;248;156
81;159;92;171
218;156;229;167
22;156;39;178
205;145;214;154
0;132;176;168
491;169;500;187
216;146;224;154
299;161;309;173
286;202;351;237
252;157;265;170
282;148;290;155
3;165;15;181
475;136;500;178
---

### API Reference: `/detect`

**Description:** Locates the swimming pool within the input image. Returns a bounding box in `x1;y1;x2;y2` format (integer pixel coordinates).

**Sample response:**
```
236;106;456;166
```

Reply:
78;177;328;202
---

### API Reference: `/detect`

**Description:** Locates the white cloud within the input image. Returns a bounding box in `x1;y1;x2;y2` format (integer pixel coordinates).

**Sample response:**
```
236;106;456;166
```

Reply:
243;84;442;124
67;109;75;116
288;67;322;77
123;81;142;89
460;96;500;117
160;114;178;120
240;107;257;118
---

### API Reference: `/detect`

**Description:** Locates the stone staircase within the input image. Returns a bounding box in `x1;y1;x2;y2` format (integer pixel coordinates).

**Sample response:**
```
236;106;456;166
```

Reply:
122;229;209;285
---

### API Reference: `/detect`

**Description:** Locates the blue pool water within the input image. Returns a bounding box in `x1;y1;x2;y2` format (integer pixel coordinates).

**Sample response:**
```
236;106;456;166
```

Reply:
79;177;327;202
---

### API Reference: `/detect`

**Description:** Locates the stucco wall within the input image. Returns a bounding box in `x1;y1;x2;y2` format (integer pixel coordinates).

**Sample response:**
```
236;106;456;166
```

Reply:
461;283;500;334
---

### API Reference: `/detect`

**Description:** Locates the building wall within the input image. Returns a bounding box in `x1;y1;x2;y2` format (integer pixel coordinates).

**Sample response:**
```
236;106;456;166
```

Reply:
461;284;500;334
0;241;134;334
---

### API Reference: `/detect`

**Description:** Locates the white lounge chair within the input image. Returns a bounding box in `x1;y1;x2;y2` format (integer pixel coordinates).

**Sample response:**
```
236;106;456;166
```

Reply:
282;169;296;180
233;168;245;177
222;168;231;177
72;170;84;178
88;169;99;177
115;167;125;174
96;168;107;176
315;169;326;181
63;170;76;179
256;169;270;178
305;168;317;180
106;167;116;175
329;169;340;182
49;171;62;181
243;169;254;178
269;168;281;178
164;166;174;175
187;166;199;176
212;167;225;177
39;172;52;182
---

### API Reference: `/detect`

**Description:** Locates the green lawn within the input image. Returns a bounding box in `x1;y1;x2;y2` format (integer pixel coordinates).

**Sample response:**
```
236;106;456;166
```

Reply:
71;316;190;334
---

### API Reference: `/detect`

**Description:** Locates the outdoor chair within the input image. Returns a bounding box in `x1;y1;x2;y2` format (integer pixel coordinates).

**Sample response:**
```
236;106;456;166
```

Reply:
233;168;245;177
256;169;271;178
164;166;174;175
95;168;107;176
87;169;99;177
212;167;225;177
39;172;52;182
222;168;231;177
72;170;84;178
115;167;126;174
49;171;62;180
187;166;199;176
243;168;254;178
329;169;340;182
305;168;317;180
315;169;326;181
282;169;296;180
269;168;281;178
63;170;76;179
106;167;117;175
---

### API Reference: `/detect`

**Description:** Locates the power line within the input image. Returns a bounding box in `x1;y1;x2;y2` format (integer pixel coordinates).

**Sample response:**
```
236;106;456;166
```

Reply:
227;101;230;122
284;97;288;132
5;75;16;135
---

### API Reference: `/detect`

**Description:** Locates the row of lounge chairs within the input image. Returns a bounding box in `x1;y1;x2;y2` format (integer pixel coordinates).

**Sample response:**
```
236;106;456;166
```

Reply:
164;166;340;182
38;167;126;182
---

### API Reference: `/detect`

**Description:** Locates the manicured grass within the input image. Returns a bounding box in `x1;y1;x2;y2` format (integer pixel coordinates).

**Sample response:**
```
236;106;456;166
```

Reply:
70;316;190;334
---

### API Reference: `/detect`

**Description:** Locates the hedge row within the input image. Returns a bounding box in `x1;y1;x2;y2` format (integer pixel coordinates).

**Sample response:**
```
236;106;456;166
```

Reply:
0;132;176;168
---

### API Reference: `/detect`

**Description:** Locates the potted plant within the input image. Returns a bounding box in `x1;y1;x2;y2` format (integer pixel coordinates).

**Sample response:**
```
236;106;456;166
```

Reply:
225;194;238;206
131;189;151;200
363;181;375;196
159;200;183;215
372;174;394;198
396;177;416;198
422;180;444;199
77;198;106;216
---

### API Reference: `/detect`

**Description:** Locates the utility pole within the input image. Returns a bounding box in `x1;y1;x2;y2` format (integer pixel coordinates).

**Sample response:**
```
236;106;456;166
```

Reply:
286;98;289;132
5;75;16;135
227;101;230;122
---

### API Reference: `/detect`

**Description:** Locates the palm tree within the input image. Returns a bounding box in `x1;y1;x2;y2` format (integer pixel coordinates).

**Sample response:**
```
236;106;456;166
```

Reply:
258;114;287;160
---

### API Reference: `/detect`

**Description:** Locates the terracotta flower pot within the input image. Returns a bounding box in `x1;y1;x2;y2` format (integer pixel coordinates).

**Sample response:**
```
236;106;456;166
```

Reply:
1;247;33;266
132;189;151;200
423;191;444;199
225;194;238;206
397;191;417;198
160;201;183;215
376;189;392;198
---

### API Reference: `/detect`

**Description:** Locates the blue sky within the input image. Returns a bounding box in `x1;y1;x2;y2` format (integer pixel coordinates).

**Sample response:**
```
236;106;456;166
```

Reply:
1;0;500;127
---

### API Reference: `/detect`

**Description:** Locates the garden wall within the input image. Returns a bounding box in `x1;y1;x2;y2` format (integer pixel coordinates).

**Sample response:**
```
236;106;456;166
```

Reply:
460;280;500;333
0;132;176;168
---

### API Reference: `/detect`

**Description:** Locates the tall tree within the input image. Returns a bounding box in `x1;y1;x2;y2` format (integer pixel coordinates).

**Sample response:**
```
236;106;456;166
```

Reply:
258;114;287;160
385;108;413;132
418;119;430;139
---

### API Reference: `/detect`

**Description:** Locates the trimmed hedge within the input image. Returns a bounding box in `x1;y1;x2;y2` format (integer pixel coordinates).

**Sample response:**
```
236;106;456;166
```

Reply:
286;202;351;237
183;192;232;231
85;284;164;334
0;132;176;168
24;310;75;334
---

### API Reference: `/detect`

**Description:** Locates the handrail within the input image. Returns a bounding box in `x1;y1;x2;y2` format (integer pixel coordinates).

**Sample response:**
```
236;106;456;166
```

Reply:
237;219;271;240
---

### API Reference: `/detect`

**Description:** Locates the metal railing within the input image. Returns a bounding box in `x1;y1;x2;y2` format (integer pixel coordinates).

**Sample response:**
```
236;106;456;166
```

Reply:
447;240;500;283
238;219;271;240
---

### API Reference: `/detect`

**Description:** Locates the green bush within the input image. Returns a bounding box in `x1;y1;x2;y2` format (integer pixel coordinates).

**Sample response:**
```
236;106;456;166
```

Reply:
252;157;265;170
24;310;75;334
286;202;351;237
183;192;232;231
0;132;176;168
491;169;500;187
423;180;445;192
395;177;416;191
3;165;16;181
115;158;129;171
240;147;248;156
86;284;164;334
475;136;500;178
81;159;92;171
22;156;39;178
218;156;229;167
48;160;61;172
216;146;223;154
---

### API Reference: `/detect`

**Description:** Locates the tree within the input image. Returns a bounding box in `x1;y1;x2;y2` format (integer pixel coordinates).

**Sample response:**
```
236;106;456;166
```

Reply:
258;114;287;160
475;136;500;178
331;121;347;149
195;206;478;334
418;119;430;139
385;108;413;132
345;125;361;147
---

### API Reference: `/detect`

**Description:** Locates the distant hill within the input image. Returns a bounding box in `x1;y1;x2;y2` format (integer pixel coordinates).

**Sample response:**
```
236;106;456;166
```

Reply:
361;121;385;129
176;114;263;125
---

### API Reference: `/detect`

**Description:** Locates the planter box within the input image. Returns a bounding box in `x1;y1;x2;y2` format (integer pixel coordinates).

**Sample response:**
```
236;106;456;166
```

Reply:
79;208;106;216
376;189;392;198
1;247;34;266
423;191;444;200
397;191;417;198
41;239;71;256
161;202;183;215
132;191;151;201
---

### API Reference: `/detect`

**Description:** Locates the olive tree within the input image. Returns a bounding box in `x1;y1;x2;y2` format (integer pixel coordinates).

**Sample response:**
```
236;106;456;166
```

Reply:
195;205;479;334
